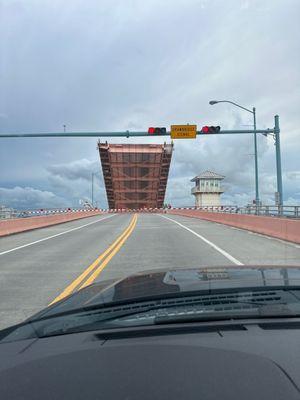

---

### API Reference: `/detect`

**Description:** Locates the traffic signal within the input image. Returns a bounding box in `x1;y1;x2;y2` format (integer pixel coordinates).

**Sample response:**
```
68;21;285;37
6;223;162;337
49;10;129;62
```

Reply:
201;126;221;133
148;127;167;135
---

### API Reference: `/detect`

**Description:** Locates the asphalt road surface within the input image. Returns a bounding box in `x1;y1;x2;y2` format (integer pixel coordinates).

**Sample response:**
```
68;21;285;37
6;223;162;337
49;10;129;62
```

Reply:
1;213;300;329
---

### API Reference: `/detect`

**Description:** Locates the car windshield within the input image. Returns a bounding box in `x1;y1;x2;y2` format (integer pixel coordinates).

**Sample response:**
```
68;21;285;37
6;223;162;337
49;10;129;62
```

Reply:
0;0;299;338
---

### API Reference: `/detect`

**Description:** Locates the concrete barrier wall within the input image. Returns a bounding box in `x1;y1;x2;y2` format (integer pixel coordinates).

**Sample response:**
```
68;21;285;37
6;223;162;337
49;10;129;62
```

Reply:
167;210;300;244
0;211;103;237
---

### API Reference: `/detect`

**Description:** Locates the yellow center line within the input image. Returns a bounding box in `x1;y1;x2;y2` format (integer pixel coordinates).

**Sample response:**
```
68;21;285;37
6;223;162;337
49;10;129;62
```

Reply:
79;214;137;289
49;214;138;305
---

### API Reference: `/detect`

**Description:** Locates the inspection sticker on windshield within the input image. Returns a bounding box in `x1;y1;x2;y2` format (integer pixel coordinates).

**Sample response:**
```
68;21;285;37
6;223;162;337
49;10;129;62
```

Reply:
170;125;197;139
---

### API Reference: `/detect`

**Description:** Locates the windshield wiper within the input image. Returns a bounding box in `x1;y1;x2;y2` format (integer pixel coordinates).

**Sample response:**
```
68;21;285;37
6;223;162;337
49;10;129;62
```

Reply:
30;287;299;324
25;288;300;336
154;304;299;325
31;288;288;323
39;300;300;337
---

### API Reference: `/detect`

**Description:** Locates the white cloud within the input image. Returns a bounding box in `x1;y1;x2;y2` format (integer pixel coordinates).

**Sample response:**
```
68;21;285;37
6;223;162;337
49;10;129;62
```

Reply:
47;159;100;181
0;186;68;209
46;158;107;207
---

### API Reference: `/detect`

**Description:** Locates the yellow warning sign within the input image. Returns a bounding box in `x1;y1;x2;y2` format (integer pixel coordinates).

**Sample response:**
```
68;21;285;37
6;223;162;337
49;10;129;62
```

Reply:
170;125;197;139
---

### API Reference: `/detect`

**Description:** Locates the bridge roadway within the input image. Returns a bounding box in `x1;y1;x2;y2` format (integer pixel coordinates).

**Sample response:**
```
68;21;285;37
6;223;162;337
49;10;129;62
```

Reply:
0;213;300;329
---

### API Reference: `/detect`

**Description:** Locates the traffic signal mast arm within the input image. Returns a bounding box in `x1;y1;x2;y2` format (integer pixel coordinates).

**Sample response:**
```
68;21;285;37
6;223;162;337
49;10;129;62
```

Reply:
0;128;275;138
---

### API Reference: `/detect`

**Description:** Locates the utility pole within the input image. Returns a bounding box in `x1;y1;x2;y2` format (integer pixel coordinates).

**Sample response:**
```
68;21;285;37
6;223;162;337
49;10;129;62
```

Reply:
91;173;95;208
253;107;259;207
274;115;283;208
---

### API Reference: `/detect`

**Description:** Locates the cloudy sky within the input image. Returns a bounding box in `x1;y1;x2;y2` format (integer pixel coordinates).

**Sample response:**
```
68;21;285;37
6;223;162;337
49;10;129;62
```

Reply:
1;0;299;209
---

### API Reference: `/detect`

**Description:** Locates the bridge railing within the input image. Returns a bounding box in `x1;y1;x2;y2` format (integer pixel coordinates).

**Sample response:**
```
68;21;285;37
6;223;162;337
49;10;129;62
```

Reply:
168;205;300;218
3;205;299;219
1;207;106;219
103;205;300;217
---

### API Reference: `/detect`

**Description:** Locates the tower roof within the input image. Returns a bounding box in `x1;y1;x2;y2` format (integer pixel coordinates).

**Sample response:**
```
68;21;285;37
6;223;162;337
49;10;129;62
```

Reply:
191;170;225;182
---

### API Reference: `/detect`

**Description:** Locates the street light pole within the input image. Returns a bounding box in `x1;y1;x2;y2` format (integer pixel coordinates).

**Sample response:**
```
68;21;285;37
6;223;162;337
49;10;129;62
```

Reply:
253;107;259;206
91;173;95;208
209;100;260;206
274;115;283;208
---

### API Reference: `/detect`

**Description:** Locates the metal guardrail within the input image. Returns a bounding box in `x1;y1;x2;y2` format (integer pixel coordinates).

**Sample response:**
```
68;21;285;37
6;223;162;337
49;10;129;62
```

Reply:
235;205;299;218
170;205;300;218
0;207;105;220
97;205;300;218
1;205;299;219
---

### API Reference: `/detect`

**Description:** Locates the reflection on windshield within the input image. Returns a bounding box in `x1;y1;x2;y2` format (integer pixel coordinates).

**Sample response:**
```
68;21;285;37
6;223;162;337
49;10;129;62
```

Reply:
86;267;300;307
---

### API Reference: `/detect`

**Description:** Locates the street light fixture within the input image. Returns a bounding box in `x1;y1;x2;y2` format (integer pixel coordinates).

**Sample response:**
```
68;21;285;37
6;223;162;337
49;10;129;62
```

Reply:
209;99;260;206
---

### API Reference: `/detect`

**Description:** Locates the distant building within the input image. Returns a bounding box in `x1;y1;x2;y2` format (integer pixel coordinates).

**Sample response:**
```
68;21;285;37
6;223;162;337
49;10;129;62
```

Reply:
191;170;225;206
0;205;14;219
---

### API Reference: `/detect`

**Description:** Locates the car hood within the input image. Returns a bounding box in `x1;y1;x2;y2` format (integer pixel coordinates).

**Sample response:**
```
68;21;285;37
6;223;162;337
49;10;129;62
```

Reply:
33;265;300;320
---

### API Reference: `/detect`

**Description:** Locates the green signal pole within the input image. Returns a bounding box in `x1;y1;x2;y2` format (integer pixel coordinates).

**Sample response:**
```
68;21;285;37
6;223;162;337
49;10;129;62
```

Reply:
253;107;259;207
274;115;283;207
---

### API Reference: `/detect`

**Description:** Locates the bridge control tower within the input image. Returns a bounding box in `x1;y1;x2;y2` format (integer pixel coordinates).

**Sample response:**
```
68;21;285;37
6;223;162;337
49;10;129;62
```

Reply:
191;170;225;207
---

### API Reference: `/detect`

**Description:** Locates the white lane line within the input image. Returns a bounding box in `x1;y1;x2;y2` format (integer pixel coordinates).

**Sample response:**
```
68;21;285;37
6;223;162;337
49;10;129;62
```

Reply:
160;215;243;266
0;214;116;256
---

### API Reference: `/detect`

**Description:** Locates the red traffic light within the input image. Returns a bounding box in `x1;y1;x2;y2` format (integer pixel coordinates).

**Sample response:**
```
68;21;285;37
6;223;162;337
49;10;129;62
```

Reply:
148;127;167;135
201;126;221;133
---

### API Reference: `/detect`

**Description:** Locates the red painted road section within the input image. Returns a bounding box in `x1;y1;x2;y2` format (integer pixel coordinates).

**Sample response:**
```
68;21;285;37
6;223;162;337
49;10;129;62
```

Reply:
167;210;300;244
0;211;103;237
